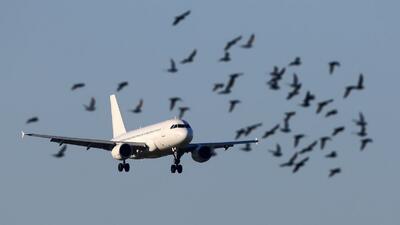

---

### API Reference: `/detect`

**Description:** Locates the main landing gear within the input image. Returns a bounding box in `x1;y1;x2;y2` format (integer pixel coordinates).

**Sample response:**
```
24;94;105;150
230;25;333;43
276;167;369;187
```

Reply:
118;160;130;172
171;147;183;174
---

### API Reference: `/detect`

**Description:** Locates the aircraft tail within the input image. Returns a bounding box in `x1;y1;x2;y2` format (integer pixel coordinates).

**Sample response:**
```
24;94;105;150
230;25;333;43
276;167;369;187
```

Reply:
110;95;127;138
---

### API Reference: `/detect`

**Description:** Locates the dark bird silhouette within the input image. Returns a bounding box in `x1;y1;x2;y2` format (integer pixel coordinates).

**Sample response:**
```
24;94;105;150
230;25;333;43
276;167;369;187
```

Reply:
325;151;337;158
219;51;231;62
241;143;252;152
224;35;242;51
245;123;263;136
117;81;128;92
316;99;334;114
280;153;298;167
280;120;291;133
289;57;301;67
270;66;286;79
294;134;306;148
343;74;364;98
320;136;332;150
353;112;367;127
235;128;247;140
329;167;341;178
284;111;296;121
343;85;357;98
219;73;243;94
26;117;39;124
360;138;373;151
262;124;280;139
356;73;364;89
241;33;255;49
356;126;368;137
169;97;182;111
300;91;315;107
293;157;309;173
167;59;178;73
325;109;338;118
71;83;85;91
84;97;96;112
53;145;67;158
130;99;143;113
299;141;318;154
178;107;190;119
332;126;345;136
329;61;340;75
268;144;282;157
172;10;191;26
288;73;301;88
213;83;224;92
287;84;302;100
281;112;295;133
267;78;281;90
181;49;197;64
229;100;241;112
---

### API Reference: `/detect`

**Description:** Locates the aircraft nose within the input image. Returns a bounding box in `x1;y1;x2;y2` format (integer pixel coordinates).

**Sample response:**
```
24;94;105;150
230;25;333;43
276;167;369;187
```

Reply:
177;128;193;144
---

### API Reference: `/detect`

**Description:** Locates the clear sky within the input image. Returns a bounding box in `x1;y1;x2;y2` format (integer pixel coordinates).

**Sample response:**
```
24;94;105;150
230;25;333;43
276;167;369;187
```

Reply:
1;0;399;225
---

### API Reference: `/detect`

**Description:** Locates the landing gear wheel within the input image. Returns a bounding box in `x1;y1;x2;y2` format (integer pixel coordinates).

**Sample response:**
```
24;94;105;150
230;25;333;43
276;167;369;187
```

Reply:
124;163;130;172
177;164;183;174
171;164;176;173
118;163;124;172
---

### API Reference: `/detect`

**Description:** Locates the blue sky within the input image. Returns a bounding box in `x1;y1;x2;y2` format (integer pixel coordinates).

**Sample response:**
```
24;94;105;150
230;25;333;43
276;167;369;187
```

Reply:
1;1;399;225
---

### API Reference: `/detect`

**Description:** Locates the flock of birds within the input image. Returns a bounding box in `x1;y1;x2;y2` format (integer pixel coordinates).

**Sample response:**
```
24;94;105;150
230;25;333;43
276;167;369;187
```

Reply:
24;10;373;177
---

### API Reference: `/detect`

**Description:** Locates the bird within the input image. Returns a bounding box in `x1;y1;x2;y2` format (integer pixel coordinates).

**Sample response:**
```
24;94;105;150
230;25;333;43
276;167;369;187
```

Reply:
172;10;191;26
332;126;345;136
235;128;247;140
353;112;367;127
53;145;67;158
212;83;224;92
178;107;190;119
299;141;318;154
83;97;96;112
325;151;337;158
280;153;298;167
343;85;358;98
219;73;243;94
71;83;85;91
316;99;334;114
241;143;252;152
288;73;301;88
229;100;241;112
325;109;338;118
167;59;178;73
287;84;302;100
329;167;341;178
343;74;364;98
329;61;340;75
224;35;242;51
360;138;373;151
219;51;231;62
293;157;309;173
300;91;315;107
117;81;129;92
130;99;143;113
169;97;182;111
26;117;39;124
356;73;364;89
262;124;280;139
241;34;255;48
244;123;263;136
281;112;295;133
289;57;301;66
267;78;281;90
284;111;296;121
356;126;368;137
268;144;282;157
180;49;197;64
320;136;332;150
270;66;286;79
294;134;306;148
280;120;291;133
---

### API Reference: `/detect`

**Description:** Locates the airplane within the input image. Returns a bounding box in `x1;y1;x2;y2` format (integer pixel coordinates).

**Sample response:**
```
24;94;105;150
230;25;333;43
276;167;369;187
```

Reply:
22;95;258;174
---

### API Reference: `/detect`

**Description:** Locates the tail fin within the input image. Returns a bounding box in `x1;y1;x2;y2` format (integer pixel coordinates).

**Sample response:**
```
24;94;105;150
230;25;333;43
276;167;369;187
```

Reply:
110;95;127;138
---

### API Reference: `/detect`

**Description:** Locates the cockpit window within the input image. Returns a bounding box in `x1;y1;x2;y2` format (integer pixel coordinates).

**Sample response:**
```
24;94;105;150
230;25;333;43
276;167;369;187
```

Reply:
170;124;191;129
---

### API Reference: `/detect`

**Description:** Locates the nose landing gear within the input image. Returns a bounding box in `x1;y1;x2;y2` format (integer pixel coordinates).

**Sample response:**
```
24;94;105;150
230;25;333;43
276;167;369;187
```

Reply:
171;147;183;174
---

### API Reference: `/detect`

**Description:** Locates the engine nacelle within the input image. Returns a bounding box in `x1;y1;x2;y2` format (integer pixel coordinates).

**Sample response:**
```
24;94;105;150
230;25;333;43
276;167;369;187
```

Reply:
111;144;134;160
191;146;214;163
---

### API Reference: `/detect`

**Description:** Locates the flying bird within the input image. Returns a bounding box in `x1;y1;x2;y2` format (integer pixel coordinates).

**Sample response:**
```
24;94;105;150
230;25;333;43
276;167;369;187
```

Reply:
169;97;182;111
167;59;178;73
235;128;247;140
241;143;252;152
343;85;357;98
316;99;334;114
241;34;255;48
244;123;263;136
288;73;301;88
262;124;280;139
289;57;301;67
356;126;368;137
332;126;345;136
320;136;332;150
356;73;364;89
219;51;231;62
343;74;364;98
270;66;286;79
360;138;373;151
268;144;282;157
325;109;338;118
84;97;96;112
178;107;190;119
280;153;298;167
287;84;302;100
219;73;243;94
353;112;367;127
117;81;129;92
172;10;191;26
229;100;241;112
299;141;318;154
26;117;39;124
181;49;197;64
224;35;242;51
293;157;309;173
294;134;306;148
212;83;224;92
267;78;281;90
325;151;337;158
300;91;315;107
329;61;340;75
329;167;341;178
53;145;67;158
71;83;85;91
130;99;143;113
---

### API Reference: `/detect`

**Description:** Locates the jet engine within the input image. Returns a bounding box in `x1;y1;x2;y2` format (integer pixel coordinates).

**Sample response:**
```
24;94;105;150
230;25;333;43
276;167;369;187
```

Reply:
191;146;214;163
111;144;134;160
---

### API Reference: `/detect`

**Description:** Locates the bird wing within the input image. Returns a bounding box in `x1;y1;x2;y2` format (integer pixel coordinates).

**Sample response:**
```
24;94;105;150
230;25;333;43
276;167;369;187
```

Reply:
23;132;147;151
183;139;258;152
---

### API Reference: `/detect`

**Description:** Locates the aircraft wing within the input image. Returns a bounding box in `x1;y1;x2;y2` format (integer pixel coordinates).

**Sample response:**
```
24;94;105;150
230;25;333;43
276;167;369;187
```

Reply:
22;132;147;151
183;139;258;152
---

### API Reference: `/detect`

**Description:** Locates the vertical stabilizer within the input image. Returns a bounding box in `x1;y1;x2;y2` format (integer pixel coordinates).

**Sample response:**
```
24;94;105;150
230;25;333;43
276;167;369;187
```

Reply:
110;95;127;138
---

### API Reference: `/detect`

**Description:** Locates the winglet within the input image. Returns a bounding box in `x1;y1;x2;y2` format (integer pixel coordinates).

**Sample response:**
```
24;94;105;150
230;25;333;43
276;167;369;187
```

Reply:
21;131;25;139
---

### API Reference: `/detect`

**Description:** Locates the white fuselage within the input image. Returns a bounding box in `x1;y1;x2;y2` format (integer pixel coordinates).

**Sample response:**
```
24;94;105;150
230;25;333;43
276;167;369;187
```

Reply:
111;119;193;159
